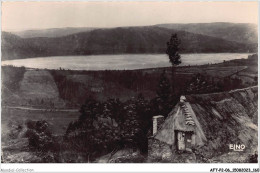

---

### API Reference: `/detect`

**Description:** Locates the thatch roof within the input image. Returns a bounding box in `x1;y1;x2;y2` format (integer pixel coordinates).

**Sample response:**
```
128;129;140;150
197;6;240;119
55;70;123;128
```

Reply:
154;86;258;148
173;103;196;132
154;101;207;146
186;86;258;123
185;86;258;154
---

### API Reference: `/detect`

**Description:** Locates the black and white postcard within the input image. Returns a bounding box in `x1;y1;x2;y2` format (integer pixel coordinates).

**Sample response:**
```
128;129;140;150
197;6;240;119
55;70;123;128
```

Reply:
1;1;258;172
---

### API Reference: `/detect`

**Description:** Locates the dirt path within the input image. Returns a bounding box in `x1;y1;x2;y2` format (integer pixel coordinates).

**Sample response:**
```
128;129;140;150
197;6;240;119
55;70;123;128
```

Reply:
225;66;248;78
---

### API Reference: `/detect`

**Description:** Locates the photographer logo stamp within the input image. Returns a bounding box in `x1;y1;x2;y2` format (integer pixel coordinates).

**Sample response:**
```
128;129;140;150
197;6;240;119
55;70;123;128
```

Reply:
229;144;245;151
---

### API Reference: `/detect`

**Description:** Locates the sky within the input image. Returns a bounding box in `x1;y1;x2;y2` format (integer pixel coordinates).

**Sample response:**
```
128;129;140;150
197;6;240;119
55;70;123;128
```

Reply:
1;1;258;32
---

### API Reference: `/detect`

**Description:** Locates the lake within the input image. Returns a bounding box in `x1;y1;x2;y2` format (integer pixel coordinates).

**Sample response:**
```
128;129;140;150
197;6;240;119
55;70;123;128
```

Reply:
1;53;252;70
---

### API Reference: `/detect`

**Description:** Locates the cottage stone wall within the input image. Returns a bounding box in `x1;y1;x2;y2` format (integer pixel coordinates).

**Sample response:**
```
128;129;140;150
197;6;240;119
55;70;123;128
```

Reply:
148;137;198;163
148;138;172;162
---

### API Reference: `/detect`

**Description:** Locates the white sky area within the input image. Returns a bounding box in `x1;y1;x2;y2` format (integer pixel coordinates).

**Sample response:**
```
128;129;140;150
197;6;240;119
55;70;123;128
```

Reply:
2;1;258;32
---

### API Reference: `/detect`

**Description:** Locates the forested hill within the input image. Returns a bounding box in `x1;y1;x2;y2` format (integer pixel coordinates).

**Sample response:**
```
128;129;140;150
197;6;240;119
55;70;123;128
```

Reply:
2;26;257;60
12;27;96;38
11;22;258;44
156;22;258;45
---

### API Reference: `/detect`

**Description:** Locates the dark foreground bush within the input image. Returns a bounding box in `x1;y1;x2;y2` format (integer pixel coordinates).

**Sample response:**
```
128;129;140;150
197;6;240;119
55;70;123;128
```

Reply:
248;152;258;163
25;120;53;152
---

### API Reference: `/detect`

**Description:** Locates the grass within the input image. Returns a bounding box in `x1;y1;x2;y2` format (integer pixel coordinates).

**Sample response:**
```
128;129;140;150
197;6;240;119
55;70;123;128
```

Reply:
2;68;66;108
2;108;79;136
1;108;79;163
49;63;256;104
1;65;26;92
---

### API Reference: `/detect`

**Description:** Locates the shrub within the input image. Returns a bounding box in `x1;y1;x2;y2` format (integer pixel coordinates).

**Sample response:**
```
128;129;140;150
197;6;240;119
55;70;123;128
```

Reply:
248;152;258;163
25;120;53;152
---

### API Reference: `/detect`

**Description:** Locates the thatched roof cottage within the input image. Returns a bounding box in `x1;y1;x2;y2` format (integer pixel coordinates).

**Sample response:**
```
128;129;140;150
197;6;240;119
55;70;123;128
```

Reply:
148;86;258;162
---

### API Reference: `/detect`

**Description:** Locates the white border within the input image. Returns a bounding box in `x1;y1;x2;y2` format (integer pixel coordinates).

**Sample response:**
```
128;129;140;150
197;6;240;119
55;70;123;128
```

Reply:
1;163;259;173
1;0;260;173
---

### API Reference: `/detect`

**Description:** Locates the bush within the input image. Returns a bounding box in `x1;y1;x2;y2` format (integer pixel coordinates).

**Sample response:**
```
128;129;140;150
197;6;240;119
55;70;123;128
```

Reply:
248;152;258;163
64;96;155;160
25;120;53;152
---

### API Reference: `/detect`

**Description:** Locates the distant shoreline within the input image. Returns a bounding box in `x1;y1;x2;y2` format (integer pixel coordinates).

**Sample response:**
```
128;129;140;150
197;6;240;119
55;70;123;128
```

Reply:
1;52;255;61
1;53;254;71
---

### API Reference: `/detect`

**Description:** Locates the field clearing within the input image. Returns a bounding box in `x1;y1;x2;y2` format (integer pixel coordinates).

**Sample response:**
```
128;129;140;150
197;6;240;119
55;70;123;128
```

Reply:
2;108;79;136
203;66;247;77
1;107;80;163
20;70;59;99
2;69;66;108
144;65;249;77
66;74;140;101
246;66;258;73
237;73;256;79
235;76;255;84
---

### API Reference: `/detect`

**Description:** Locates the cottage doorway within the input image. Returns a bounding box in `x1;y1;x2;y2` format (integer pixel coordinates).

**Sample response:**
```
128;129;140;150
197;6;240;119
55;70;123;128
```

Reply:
185;132;192;151
177;131;185;150
176;131;194;151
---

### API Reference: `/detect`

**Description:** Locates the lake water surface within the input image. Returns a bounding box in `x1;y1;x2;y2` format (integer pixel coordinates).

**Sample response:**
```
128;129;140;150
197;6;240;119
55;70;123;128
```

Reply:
1;53;252;70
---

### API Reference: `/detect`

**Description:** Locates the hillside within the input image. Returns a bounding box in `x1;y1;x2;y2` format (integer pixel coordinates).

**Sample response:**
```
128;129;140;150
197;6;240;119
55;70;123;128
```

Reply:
12;27;96;38
156;22;257;45
11;23;257;44
2;26;257;60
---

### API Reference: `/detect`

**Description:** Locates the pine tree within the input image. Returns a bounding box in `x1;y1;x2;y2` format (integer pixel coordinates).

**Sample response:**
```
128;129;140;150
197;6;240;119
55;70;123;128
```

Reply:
156;71;172;117
135;93;151;153
79;97;101;122
166;34;181;97
121;99;141;147
105;98;123;123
